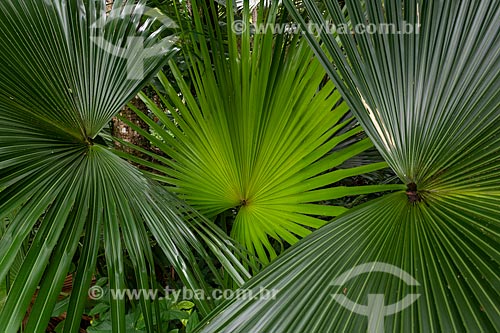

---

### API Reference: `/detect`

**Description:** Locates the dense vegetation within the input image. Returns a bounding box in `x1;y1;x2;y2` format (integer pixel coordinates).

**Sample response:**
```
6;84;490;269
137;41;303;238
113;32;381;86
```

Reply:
0;0;498;332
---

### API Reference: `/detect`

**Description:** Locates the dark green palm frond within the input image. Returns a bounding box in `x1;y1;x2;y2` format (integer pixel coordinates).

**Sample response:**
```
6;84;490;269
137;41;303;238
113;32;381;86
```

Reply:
0;1;248;332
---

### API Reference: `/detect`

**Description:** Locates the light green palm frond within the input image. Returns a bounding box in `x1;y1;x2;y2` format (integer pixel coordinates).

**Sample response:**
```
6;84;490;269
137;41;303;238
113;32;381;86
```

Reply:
120;1;400;266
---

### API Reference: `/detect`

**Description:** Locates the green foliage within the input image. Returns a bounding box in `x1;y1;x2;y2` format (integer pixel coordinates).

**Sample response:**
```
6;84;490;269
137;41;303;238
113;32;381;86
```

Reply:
65;278;198;333
194;0;500;331
0;1;249;332
0;208;27;308
118;1;400;266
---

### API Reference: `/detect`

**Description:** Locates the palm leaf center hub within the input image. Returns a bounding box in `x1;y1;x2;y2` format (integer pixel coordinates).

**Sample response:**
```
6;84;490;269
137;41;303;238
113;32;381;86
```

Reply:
405;182;421;203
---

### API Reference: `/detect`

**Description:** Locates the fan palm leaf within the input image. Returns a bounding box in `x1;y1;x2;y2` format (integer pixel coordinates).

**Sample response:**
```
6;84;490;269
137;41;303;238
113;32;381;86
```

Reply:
0;1;249;332
120;0;400;266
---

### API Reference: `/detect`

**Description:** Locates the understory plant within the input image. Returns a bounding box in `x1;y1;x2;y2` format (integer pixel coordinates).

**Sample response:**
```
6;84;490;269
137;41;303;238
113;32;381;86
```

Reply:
118;1;400;266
